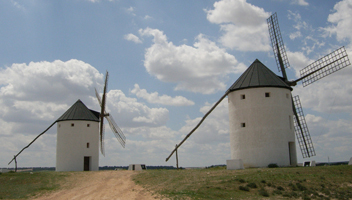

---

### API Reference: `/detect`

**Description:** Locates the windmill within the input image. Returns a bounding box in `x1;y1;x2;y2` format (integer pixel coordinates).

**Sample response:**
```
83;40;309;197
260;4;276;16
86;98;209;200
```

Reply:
165;12;350;168
8;71;126;171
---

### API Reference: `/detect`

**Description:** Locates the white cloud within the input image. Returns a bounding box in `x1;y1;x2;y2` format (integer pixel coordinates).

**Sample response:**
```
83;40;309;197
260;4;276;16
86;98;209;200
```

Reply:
139;28;245;94
0;59;103;126
287;10;309;40
144;15;153;20
205;0;271;51
291;0;309;6
102;89;169;127
131;84;194;106
126;6;136;16
124;33;142;44
302;114;352;162
324;0;352;45
11;0;25;10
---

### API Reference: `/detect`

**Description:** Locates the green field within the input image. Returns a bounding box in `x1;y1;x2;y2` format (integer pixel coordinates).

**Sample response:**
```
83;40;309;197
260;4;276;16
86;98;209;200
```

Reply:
0;171;68;199
133;165;352;200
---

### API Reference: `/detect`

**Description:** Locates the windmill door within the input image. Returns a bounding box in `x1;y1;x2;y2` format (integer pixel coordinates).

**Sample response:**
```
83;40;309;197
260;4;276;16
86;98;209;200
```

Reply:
84;156;90;171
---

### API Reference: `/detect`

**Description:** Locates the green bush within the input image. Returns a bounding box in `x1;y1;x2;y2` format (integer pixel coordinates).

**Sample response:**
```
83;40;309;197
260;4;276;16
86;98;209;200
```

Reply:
246;183;257;188
238;178;246;183
296;183;307;191
277;186;285;191
239;186;250;192
258;189;269;197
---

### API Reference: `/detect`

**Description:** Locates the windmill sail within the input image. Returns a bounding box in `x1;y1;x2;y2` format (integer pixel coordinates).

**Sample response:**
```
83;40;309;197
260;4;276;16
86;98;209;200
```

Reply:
267;12;290;80
106;115;126;148
298;46;351;87
292;95;315;158
95;71;126;156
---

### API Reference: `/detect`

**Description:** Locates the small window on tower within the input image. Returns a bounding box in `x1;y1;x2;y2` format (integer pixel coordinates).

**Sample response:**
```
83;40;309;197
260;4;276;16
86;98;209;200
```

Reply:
265;92;270;97
241;94;246;100
71;123;74;127
286;93;289;99
241;123;246;128
58;124;61;128
87;124;90;127
87;143;89;148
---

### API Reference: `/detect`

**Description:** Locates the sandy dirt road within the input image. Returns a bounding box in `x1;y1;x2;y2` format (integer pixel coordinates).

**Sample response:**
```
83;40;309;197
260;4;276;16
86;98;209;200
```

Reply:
33;171;163;200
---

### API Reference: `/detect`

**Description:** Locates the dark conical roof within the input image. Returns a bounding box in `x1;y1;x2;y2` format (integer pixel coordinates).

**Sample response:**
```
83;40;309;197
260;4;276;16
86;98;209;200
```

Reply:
56;99;100;122
227;59;292;92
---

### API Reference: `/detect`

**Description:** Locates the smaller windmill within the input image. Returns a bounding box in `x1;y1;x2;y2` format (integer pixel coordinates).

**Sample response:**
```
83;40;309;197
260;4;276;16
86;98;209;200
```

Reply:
8;71;126;171
95;71;126;155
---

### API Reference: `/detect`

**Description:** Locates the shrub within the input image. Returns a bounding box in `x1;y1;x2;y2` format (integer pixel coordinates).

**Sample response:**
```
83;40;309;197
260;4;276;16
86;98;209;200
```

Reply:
238;178;246;183
288;182;297;191
268;163;278;168
277;186;285;191
246;183;257;188
258;189;269;197
239;186;250;192
296;183;307;191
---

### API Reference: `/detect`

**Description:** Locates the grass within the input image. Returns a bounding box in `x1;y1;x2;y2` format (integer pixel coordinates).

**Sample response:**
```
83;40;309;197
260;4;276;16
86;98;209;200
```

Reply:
133;165;352;200
0;171;68;199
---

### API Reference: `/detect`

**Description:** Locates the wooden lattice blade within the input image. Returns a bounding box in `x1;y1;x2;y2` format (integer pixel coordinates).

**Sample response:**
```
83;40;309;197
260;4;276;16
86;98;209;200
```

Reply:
95;88;102;107
106;115;126;148
299;46;351;87
292;95;316;158
267;12;290;75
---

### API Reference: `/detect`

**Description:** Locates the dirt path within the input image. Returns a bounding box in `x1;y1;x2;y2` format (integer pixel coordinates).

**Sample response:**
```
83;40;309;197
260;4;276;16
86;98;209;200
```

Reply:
33;171;163;200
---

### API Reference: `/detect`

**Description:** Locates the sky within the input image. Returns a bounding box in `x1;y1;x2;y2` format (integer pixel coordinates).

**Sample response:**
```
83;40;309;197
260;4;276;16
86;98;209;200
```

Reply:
1;0;352;168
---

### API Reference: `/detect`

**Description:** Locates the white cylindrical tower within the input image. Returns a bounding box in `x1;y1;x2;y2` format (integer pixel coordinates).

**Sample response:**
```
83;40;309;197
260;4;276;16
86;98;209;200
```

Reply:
56;100;100;171
227;59;297;168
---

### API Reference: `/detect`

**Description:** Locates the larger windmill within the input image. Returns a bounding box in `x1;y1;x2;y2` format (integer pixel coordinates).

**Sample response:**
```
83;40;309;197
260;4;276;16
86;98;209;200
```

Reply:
165;12;350;168
8;71;126;171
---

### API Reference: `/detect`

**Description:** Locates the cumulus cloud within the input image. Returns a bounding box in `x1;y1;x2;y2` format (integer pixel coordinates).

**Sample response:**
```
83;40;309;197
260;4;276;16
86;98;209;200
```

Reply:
205;0;271;51
131;84;194;106
139;28;245;94
92;89;170;128
291;0;309;6
0;59;103;127
126;6;136;16
302;114;352;162
287;10;309;40
124;33;142;44
324;0;352;45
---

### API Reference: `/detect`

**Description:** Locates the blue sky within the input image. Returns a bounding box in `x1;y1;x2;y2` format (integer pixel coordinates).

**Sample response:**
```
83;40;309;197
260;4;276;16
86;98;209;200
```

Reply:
1;0;352;168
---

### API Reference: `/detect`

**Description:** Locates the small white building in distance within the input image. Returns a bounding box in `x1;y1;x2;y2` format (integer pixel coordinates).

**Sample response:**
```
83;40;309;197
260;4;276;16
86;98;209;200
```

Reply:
128;164;147;171
56;100;100;171
227;59;297;168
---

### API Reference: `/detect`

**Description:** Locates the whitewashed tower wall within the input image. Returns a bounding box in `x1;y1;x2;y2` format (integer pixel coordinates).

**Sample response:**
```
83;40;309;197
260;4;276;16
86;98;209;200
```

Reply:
56;120;99;171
